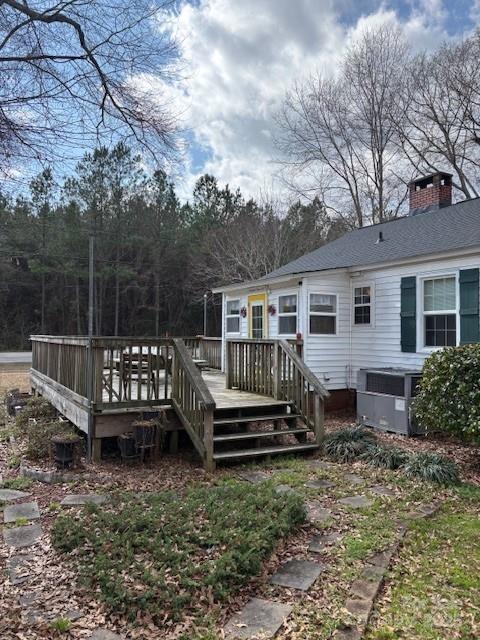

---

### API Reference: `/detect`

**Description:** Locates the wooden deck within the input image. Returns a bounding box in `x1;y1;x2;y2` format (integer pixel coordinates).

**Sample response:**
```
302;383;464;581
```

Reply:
30;335;328;469
100;369;286;409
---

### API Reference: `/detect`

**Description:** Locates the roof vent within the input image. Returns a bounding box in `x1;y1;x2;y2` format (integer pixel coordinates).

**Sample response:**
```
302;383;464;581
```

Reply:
409;172;452;215
375;231;384;244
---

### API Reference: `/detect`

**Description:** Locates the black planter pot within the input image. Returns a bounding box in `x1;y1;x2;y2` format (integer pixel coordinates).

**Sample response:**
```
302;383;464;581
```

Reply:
133;420;156;448
118;433;139;462
51;435;82;469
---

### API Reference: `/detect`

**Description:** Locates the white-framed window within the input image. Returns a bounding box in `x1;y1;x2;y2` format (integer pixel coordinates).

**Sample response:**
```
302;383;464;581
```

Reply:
423;276;457;347
226;299;240;333
309;293;337;335
278;294;297;335
353;285;372;325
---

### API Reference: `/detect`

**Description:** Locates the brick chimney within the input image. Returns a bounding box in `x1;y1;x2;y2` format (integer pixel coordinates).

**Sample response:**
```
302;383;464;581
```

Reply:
409;172;453;215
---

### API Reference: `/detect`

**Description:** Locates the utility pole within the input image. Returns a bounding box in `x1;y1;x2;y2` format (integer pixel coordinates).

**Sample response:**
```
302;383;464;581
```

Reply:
86;232;95;462
203;292;208;337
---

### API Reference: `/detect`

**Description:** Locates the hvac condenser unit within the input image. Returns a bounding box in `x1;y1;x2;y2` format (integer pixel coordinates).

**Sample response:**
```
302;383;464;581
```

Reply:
357;368;424;436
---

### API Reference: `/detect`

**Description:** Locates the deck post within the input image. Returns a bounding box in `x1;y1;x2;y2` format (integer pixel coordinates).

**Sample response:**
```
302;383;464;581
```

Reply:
91;437;102;463
204;408;215;472
313;394;325;448
225;341;232;389
272;341;281;400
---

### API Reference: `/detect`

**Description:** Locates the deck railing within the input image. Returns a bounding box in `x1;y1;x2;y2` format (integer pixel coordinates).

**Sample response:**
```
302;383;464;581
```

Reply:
171;338;216;471
225;338;329;445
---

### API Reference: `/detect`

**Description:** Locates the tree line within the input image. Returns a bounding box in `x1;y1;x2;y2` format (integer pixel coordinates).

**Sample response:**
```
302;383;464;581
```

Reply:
0;144;346;349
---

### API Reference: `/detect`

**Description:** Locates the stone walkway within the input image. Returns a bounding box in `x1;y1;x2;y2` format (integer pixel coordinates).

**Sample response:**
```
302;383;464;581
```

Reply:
1;488;121;639
224;467;442;640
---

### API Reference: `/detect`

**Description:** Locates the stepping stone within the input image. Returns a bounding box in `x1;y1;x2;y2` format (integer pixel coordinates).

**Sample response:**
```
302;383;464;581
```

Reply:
308;531;341;553
23;609;45;624
275;484;294;495
3;523;43;548
4;501;40;523
66;610;83;622
361;564;384;581
0;489;31;502
417;503;440;518
305;479;335;489
19;591;41;607
367;548;395;569
60;494;107;506
91;631;124;640
350;578;381;600
7;555;35;585
335;625;362;640
344;474;364;485
269;559;325;591
369;484;395;497
306;501;333;524
224;598;292;639
338;495;373;509
345;597;372;623
237;471;269;484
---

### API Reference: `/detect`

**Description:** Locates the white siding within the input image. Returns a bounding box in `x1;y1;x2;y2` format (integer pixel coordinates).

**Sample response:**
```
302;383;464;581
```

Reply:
221;251;480;390
303;272;351;389
350;253;480;387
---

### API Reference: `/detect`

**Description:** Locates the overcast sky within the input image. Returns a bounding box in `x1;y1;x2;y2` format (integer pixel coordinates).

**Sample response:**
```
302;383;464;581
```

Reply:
161;0;479;201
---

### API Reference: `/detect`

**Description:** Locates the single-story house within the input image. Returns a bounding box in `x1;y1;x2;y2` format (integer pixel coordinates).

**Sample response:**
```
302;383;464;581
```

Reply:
214;172;480;409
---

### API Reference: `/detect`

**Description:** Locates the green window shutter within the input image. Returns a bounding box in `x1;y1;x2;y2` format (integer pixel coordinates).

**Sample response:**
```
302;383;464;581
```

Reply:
460;268;480;344
401;276;416;353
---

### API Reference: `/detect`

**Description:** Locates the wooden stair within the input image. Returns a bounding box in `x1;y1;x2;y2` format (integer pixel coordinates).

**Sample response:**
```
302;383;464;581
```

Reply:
211;402;319;463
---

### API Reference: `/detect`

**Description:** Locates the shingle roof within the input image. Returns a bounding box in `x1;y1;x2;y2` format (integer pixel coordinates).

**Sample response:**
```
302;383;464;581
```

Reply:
259;198;480;281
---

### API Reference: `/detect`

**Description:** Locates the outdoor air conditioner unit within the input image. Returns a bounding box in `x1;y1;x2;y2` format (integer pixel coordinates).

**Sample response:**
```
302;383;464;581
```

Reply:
357;368;424;436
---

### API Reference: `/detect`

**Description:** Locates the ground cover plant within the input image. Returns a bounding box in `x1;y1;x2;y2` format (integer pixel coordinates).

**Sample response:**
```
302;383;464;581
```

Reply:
51;481;305;623
324;426;376;462
402;451;460;485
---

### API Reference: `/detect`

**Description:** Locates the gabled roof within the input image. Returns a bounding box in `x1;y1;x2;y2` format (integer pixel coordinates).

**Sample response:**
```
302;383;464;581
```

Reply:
258;197;480;281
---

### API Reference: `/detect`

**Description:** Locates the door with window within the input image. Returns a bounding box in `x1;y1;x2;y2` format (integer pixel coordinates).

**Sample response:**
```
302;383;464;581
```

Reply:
248;293;267;339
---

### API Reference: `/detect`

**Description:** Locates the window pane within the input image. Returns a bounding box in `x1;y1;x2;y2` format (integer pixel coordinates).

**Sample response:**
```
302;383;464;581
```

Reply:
354;305;370;325
354;287;370;304
279;315;297;334
310;315;336;334
279;295;297;314
425;314;456;347
226;300;239;315
226;317;239;333
310;294;336;313
424;277;455;311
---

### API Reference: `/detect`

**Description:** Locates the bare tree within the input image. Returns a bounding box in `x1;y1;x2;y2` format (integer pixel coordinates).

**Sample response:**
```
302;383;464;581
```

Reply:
0;0;179;176
277;25;410;226
398;32;480;199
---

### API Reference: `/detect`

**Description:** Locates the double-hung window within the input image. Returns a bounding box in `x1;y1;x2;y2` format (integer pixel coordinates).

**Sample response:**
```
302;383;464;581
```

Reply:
309;293;336;335
278;294;297;335
226;299;240;333
423;276;457;347
353;286;371;325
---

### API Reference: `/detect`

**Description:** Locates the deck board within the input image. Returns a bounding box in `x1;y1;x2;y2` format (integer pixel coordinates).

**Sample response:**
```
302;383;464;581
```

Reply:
101;369;284;410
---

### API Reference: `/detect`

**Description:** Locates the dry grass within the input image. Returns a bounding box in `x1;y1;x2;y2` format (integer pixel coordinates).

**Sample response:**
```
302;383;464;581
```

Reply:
0;368;30;397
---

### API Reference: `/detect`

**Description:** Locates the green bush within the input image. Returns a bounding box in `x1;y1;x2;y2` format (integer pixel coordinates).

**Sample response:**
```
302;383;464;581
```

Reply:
413;344;480;442
361;444;409;470
325;426;376;462
402;452;460;485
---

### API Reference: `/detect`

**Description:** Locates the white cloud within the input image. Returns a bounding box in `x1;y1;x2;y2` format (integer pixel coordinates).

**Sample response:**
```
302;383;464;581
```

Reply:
150;0;453;201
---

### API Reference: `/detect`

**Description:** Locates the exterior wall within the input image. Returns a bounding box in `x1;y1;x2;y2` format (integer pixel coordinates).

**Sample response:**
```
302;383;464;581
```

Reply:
221;250;480;391
349;252;480;387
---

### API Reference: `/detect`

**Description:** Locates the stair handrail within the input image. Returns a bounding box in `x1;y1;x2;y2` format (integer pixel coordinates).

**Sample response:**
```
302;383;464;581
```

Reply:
171;338;216;472
172;338;216;410
278;339;330;399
